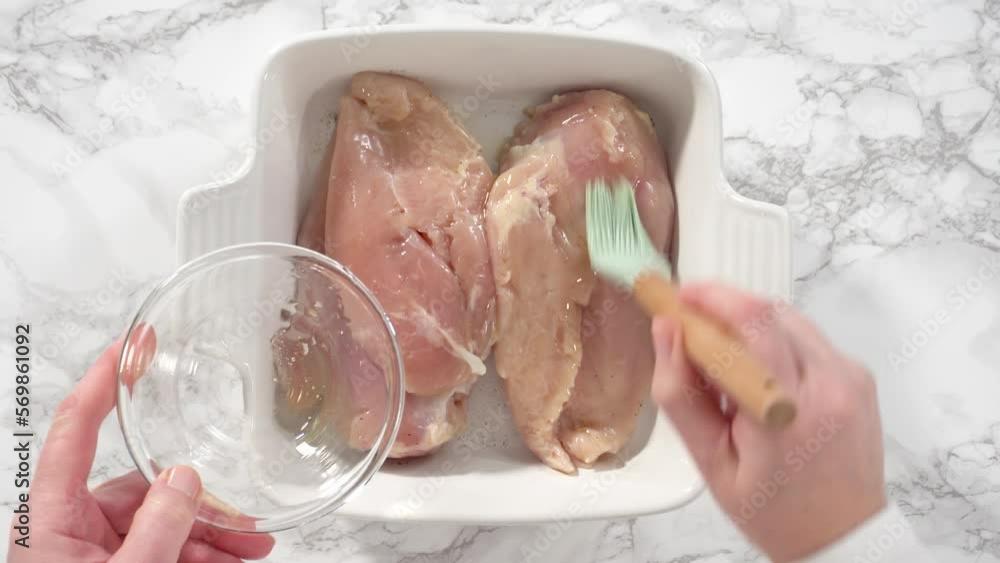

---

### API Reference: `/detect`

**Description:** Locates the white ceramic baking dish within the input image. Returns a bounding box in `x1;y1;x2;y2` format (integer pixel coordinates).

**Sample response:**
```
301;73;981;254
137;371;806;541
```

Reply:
176;26;791;525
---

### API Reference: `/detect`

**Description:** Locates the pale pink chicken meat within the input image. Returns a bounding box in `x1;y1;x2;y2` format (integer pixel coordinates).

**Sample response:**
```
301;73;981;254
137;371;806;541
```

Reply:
273;72;495;458
486;90;675;474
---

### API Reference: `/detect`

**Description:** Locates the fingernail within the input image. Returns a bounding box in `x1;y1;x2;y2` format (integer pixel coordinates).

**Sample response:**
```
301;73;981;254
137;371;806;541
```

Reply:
163;465;201;499
122;325;157;388
135;324;156;376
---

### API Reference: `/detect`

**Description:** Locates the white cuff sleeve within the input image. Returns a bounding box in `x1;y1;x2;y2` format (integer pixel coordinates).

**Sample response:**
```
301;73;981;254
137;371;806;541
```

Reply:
795;503;935;563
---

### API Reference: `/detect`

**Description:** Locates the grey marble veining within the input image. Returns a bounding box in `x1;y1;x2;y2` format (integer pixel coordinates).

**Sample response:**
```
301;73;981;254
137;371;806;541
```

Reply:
1;0;998;561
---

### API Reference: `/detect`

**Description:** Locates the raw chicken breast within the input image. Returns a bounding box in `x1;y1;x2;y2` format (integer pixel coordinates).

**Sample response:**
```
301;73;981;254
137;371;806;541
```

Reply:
486;90;674;474
274;72;496;458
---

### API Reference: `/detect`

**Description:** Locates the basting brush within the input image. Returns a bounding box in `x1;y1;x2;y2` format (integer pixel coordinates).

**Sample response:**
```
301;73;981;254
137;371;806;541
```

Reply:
586;177;797;429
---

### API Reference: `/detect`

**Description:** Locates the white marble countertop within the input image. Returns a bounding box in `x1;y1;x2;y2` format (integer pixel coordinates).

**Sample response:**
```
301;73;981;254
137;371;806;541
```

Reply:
2;0;998;561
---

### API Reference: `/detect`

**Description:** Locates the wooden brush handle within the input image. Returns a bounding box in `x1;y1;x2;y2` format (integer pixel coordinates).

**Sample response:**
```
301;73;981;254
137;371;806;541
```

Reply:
634;273;797;429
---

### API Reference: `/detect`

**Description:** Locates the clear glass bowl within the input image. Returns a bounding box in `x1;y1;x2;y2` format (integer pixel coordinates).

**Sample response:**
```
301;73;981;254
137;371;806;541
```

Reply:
116;243;405;533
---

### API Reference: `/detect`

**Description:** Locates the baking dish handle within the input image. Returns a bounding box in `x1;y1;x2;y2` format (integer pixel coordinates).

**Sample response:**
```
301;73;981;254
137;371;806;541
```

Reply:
710;180;793;301
176;170;258;266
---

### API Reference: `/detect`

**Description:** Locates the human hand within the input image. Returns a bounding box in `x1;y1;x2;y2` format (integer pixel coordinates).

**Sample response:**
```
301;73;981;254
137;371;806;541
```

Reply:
8;336;276;562
651;283;886;562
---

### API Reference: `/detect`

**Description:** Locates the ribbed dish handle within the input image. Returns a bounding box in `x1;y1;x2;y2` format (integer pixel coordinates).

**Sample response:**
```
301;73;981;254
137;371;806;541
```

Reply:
176;174;257;266
710;181;793;302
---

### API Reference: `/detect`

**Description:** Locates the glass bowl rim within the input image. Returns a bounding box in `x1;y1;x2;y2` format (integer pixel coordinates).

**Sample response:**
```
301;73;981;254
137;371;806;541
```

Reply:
115;242;406;533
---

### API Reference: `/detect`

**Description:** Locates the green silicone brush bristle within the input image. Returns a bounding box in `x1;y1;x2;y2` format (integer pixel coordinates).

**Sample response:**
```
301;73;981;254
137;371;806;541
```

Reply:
585;176;672;287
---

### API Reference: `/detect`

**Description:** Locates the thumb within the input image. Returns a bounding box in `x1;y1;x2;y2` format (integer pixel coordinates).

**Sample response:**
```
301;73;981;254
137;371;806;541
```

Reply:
112;466;202;563
650;317;736;479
